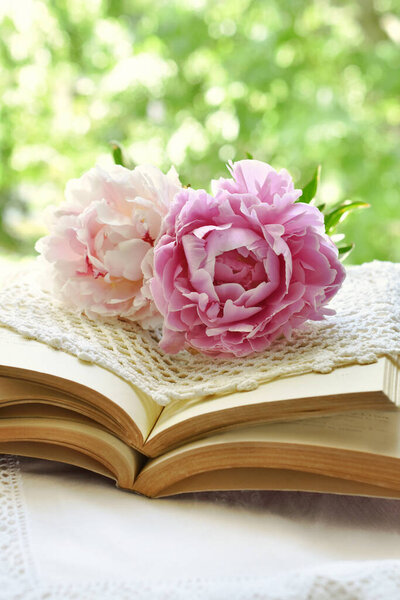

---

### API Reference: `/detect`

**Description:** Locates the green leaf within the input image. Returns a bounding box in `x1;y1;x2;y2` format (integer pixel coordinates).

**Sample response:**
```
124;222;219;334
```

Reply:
110;140;126;167
316;203;326;213
337;243;355;262
324;201;369;234
300;165;321;204
245;151;254;159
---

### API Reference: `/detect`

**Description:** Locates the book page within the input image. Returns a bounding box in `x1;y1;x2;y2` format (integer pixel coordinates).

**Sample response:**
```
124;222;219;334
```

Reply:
0;327;162;446
0;379;137;441
241;410;400;456
0;441;117;481
159;468;400;499
0;415;143;489
135;409;400;497
145;360;394;455
155;409;400;461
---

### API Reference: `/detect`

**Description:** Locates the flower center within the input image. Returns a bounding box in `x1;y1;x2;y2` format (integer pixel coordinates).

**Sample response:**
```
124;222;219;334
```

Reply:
76;254;105;279
142;230;154;245
214;248;266;291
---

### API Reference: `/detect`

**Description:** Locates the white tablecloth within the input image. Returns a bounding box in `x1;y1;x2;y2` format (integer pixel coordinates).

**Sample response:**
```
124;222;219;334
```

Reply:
2;455;400;599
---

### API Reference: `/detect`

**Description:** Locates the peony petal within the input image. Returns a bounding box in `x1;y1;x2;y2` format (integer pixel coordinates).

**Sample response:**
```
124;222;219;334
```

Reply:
222;299;261;322
159;327;186;354
206;227;262;259
229;160;275;195
103;238;150;280
182;234;208;274
193;223;231;239
189;269;219;302
92;198;131;227
215;283;245;303
240;281;274;308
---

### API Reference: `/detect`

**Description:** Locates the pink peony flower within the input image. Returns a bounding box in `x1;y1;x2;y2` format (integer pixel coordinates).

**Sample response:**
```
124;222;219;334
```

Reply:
36;164;181;327
151;159;346;357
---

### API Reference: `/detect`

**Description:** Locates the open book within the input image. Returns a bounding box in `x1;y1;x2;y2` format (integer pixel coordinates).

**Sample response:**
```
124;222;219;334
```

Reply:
0;326;399;498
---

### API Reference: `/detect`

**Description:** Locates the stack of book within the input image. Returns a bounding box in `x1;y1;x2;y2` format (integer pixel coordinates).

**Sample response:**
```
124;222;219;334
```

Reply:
0;326;399;498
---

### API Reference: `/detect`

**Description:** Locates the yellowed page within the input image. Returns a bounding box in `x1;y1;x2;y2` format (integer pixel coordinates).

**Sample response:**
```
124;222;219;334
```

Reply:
153;409;400;463
0;416;142;488
146;360;394;455
0;379;138;441
160;468;400;499
0;327;161;445
0;377;76;402
0;441;116;481
249;409;400;456
135;408;400;496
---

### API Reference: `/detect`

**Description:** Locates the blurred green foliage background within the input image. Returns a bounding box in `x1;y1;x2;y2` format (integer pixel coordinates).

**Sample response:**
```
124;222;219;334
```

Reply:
1;0;399;262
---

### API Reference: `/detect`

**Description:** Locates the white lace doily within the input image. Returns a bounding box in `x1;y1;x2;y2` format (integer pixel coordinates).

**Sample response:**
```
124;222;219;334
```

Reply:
0;260;399;405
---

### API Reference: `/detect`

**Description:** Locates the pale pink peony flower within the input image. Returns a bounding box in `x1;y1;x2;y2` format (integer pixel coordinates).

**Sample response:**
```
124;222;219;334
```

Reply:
36;164;181;327
151;160;346;357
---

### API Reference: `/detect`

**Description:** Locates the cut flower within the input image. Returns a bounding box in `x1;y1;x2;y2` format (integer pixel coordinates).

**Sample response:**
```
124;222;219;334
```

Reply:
151;160;346;357
36;163;181;327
